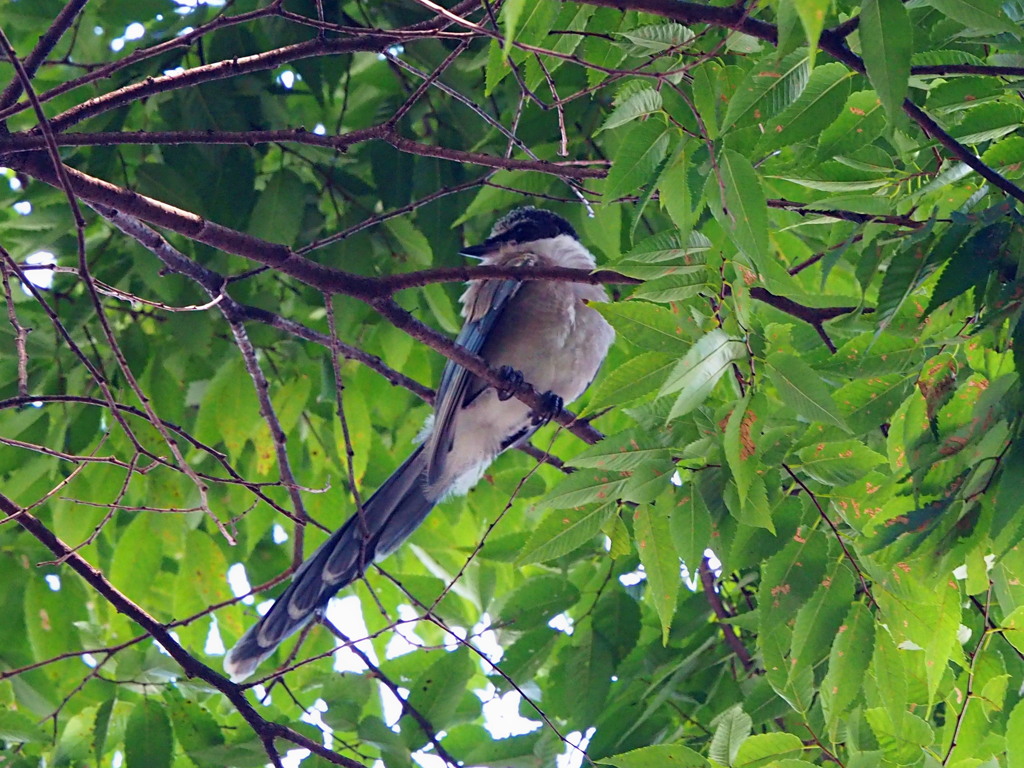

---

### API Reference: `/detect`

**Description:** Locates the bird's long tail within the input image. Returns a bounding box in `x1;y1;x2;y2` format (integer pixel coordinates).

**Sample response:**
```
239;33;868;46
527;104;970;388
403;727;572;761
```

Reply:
223;446;435;682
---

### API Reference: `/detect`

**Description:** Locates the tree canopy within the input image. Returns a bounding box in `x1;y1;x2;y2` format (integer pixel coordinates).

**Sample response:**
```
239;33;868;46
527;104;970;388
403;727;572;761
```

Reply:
2;0;1024;767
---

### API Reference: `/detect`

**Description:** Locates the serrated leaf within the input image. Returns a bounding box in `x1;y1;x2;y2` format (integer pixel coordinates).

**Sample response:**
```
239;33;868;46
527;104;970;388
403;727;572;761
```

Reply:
860;0;911;122
499;575;580;631
821;602;874;733
817;90;887;160
125;700;174;768
631;272;710;303
952;102;1024;144
833;373;914;433
599;88;663;132
402;647;474;748
723;50;809;129
248;169;305;246
1008;698;1024;768
518;501;619;564
570;431;673;471
871;628;909;737
585;351;677;410
712;149;769;270
792;0;830;63
724;393;756;504
925;0;1022;35
669;477;712;570
605;119;672;201
796;440;886;484
501;0;527;55
708;706;752;766
758;63;852;153
537;468;627;511
625;229;712;263
765;353;849;431
616;22;695;56
864;708;934;764
662;329;746;419
601;743;708;767
733;732;803;768
633;504;678;643
594;301;693;353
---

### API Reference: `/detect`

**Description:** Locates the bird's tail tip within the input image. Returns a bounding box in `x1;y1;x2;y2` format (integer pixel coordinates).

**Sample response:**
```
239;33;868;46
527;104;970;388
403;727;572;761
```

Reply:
222;643;265;683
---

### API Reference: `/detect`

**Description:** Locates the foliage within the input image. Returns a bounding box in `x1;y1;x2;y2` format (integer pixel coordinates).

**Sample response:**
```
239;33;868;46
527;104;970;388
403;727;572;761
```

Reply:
2;1;1024;767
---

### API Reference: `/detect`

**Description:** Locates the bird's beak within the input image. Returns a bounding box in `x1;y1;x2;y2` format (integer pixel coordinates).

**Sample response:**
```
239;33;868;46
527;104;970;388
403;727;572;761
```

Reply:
460;243;491;259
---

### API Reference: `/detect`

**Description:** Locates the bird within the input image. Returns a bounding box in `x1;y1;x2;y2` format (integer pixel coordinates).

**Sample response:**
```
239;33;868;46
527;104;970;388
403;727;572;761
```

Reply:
223;207;615;682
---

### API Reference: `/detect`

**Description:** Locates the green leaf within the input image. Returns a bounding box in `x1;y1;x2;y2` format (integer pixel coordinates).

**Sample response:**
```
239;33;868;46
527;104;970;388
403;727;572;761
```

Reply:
109;514;164;607
536;468;628;511
518;501;619;564
0;710;49;743
594;301;694;353
633;503;679;643
924;0;1022;35
723;50;809;129
599;88;664;132
795;440;886;485
732;732;803;768
669;476;712;570
662;329;746;420
547;626;614;723
821;602;875;733
791;0;830;62
999;604;1024;656
708;706;752;766
765;353;850;431
630;273;709;303
401;647;475;748
1008;698;1024;768
833;373;914;433
173;530;239;645
165;689;225;768
712;149;770;270
859;0;912;122
585;351;677;410
724;393;756;504
624;229;712;263
605;119;672;200
570;431;673;471
600;743;708;767
871;627;909;737
501;0;527;55
125;700;174;768
194;358;261;455
498;574;580;631
758;63;852;153
248;169;306;246
616;23;695;56
817;90;887;160
864;708;934;764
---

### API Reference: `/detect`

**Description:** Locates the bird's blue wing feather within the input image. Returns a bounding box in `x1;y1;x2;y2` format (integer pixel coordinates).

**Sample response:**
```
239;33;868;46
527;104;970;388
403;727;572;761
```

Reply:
426;277;523;484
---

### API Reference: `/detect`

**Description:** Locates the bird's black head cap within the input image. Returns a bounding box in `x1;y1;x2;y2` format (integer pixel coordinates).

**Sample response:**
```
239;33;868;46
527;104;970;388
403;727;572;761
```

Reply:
462;207;578;257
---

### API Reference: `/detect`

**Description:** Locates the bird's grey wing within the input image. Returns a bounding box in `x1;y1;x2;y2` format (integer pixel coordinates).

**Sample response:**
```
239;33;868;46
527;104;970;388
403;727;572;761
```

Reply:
425;275;524;485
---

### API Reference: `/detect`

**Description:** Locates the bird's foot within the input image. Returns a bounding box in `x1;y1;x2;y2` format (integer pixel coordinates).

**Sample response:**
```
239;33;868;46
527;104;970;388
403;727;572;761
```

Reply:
531;391;564;425
496;365;525;401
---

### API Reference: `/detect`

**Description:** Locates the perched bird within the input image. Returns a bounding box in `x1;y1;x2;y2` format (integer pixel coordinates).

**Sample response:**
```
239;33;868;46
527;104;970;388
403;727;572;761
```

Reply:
223;207;615;682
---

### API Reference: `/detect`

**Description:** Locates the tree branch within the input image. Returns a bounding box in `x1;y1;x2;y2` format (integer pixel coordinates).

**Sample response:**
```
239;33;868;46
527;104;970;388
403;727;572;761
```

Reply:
1;495;368;768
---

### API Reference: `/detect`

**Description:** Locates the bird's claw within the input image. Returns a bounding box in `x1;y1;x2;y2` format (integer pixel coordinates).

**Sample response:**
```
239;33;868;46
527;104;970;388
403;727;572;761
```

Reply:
496;365;525;401
532;391;564;425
